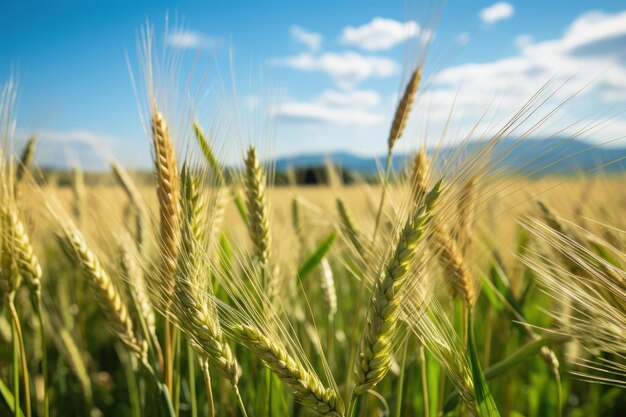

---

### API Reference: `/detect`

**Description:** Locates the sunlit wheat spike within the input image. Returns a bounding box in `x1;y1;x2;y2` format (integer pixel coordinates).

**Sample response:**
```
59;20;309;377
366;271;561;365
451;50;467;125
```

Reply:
535;200;578;242
244;146;271;266
193;121;224;184
4;206;42;302
232;323;344;416
0;207;22;299
173;166;240;384
292;198;305;247
118;239;155;336
354;182;441;395
432;222;476;306
111;162;149;250
58;221;146;358
15;136;36;184
409;146;430;204
320;258;337;319
244;146;277;302
456;174;479;251
336;198;364;255
151;109;180;296
71;165;85;224
388;65;422;151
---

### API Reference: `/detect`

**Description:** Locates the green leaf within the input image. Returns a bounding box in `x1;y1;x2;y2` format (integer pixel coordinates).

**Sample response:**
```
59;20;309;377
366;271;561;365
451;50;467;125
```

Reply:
297;231;337;280
0;377;25;417
467;311;501;417
481;275;503;311
425;348;441;417
484;337;554;380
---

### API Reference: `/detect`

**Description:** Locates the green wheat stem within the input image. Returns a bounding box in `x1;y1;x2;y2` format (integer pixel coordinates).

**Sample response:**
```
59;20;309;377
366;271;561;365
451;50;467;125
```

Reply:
199;358;214;417
394;339;409;417
9;299;31;417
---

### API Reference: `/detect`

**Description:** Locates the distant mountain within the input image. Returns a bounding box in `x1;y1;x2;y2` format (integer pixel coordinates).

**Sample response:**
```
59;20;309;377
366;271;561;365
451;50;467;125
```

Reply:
274;138;626;176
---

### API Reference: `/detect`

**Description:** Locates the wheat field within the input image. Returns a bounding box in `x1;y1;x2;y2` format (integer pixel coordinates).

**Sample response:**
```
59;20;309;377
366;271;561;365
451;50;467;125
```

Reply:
1;17;625;417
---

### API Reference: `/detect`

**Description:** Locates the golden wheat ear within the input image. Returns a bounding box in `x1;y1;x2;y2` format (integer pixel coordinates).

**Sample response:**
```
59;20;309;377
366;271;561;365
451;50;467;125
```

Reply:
56;219;147;360
151;108;181;297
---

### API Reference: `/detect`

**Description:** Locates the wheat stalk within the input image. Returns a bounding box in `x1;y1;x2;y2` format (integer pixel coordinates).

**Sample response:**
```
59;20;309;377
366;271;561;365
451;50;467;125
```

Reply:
353;181;440;395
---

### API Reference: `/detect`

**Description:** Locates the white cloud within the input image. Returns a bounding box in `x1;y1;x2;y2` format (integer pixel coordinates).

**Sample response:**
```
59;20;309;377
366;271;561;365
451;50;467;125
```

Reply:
420;10;626;145
515;34;534;48
316;89;381;108
270;52;399;89
480;2;515;24
457;32;471;46
272;89;384;126
290;26;322;51
166;30;216;49
341;17;420;51
274;102;384;126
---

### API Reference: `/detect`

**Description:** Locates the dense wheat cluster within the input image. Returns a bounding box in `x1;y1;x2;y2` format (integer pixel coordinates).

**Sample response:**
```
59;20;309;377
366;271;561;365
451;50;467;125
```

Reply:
0;14;625;417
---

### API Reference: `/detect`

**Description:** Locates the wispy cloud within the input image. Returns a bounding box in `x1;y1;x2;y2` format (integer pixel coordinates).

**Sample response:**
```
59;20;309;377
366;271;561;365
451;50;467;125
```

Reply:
341;17;419;51
479;2;515;24
270;51;398;89
273;89;384;126
166;30;216;49
421;10;626;144
290;25;322;51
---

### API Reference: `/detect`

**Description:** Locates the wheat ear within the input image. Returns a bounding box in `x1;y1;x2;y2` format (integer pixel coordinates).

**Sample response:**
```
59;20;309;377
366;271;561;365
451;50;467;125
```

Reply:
388;65;422;151
172;166;240;384
456;175;478;253
118;239;156;336
3;206;41;300
151;109;180;296
409;147;430;204
0;208;22;298
111;162;149;251
71;166;85;224
336;198;364;255
15;136;36;186
432;222;476;306
232;323;344;416
58;221;146;358
320;258;337;319
244;146;276;299
353;181;441;395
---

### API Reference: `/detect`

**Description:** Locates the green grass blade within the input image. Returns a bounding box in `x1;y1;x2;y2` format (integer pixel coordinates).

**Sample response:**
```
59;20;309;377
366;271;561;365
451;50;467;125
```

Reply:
297;231;337;280
467;310;501;417
0;377;25;417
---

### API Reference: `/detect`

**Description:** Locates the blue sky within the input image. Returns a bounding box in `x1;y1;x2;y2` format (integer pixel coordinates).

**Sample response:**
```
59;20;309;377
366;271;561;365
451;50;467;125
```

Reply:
2;0;626;169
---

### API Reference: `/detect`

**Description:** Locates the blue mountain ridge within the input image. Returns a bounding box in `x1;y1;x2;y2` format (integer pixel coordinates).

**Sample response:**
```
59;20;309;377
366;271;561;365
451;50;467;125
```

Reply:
274;138;626;176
